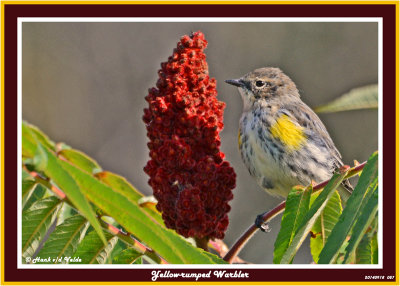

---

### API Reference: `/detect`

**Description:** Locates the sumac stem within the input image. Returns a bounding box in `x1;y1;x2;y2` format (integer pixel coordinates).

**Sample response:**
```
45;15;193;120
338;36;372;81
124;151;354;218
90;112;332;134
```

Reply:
223;161;366;264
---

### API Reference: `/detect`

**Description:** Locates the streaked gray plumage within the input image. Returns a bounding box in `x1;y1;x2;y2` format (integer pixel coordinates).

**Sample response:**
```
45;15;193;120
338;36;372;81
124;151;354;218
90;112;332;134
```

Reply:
226;67;352;199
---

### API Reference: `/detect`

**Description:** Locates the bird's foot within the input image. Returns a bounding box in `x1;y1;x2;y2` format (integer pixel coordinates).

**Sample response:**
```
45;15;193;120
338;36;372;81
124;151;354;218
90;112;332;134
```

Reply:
255;212;271;232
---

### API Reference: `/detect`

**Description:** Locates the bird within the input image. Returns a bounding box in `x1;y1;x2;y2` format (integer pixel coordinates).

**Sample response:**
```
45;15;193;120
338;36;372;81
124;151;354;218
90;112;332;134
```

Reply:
225;67;352;211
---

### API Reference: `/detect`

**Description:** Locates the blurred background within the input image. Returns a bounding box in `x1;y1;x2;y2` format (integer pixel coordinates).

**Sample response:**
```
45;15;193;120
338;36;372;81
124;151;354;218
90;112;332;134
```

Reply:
22;22;378;264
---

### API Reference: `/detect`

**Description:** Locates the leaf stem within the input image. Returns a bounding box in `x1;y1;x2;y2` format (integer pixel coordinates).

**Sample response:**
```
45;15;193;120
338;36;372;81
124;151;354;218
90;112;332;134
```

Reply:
98;219;168;264
194;236;209;251
223;161;366;264
24;165;168;264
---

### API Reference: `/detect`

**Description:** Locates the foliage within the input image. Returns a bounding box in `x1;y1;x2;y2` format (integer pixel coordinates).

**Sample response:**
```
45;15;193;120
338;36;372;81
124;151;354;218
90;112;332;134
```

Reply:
273;152;378;264
22;121;226;264
21;121;378;264
314;84;378;113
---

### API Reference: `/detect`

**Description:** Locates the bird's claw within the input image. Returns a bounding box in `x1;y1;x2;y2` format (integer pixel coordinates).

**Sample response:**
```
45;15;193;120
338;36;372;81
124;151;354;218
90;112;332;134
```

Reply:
255;213;270;232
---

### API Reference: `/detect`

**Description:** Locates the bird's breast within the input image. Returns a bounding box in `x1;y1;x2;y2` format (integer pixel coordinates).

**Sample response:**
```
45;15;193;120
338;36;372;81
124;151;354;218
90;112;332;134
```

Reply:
238;111;307;197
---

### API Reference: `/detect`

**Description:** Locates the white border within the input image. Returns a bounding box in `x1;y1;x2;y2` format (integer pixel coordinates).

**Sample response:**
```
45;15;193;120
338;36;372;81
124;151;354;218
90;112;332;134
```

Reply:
17;17;383;269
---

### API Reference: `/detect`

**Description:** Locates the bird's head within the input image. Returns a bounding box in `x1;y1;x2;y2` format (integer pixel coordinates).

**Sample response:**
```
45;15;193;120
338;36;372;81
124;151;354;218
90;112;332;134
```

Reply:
225;67;299;111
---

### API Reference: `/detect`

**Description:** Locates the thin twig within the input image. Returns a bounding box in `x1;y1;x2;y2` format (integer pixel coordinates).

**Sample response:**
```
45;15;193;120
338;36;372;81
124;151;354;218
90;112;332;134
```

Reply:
223;162;366;263
223;201;286;263
98;219;168;264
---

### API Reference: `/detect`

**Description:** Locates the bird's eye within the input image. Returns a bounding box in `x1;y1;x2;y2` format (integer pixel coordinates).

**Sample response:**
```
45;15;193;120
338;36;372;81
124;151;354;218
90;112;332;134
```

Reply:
255;80;265;87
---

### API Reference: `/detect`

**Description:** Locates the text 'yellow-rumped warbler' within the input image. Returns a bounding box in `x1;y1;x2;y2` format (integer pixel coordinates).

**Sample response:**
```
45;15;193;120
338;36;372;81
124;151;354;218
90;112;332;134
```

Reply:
226;67;352;200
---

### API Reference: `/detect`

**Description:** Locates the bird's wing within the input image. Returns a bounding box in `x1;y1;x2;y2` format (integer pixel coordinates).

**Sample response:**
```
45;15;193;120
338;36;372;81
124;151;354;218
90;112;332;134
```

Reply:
279;101;344;168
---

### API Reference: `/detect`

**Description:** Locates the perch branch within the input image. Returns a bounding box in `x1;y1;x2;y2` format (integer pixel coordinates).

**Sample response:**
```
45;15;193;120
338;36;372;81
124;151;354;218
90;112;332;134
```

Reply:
223;161;366;263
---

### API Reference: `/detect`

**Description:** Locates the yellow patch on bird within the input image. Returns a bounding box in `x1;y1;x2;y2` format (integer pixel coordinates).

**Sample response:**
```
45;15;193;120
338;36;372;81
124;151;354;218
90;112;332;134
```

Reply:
270;114;306;150
238;131;242;148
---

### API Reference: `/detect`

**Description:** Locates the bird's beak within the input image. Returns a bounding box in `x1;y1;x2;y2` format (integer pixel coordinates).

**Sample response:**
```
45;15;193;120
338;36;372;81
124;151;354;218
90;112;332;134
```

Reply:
225;78;243;87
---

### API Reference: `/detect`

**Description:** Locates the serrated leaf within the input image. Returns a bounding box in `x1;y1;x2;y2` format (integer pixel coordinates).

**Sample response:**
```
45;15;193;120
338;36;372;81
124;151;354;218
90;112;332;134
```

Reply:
22;169;31;180
334;238;350;264
134;257;143;264
96;172;164;226
371;233;378;264
56;142;72;151
95;171;143;202
318;152;378;264
138;196;164;225
26;123;56;151
315;84;378;113
60;160;222;264
36;214;89;263
310;191;342;263
356;232;374;264
273;185;311;264
59;149;102;174
113;248;143;264
22;177;37;209
22;121;38;157
71;231;117;264
22;196;62;259
107;239;127;264
22;178;36;198
21;121;225;264
57;203;78;224
280;168;349;264
33;143;107;245
23;184;48;211
343;186;378;263
202;251;229;264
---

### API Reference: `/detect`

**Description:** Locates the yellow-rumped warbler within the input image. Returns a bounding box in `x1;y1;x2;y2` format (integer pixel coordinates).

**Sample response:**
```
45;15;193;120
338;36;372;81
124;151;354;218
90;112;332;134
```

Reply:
225;67;352;201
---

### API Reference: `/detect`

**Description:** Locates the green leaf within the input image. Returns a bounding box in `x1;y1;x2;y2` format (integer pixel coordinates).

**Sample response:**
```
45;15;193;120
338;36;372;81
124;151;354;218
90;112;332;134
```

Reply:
60;160;221;264
36;214;89;263
371;233;378;264
138;196;164;226
318;152;378;264
310;190;342;263
134;257;143;264
356;232;375;264
334;239;350;264
107;239;127;264
202;251;229;264
33;143;107;245
343;186;378;263
273;185;311;264
355;212;378;264
23;184;48;211
22;196;62;259
26;122;56;151
113;247;143;264
95;171;143;202
71;231;118;264
315;84;378;113
96;172;164;226
59;149;102;174
22;176;37;209
57;203;79;224
22;178;36;198
22;121;38;157
280;167;349;264
22;168;31;180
